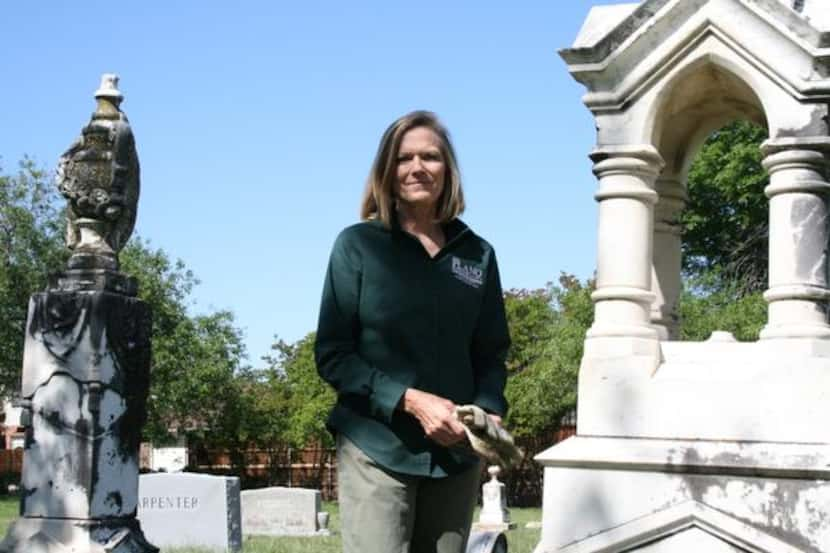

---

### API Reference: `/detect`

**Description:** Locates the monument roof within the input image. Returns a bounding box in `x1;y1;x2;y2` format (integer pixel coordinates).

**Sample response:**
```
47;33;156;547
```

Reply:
572;4;639;49
560;0;830;111
562;0;830;66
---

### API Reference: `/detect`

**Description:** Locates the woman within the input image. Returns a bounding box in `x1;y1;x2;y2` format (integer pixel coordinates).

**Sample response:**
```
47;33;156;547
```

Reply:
315;110;510;553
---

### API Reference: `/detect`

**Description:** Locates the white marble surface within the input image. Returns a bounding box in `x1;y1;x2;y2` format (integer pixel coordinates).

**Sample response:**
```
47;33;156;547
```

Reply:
543;1;830;550
536;462;827;552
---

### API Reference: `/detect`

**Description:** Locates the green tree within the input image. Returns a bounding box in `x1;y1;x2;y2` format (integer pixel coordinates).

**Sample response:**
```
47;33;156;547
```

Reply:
681;120;768;293
679;274;766;342
0;160;251;446
500;275;592;506
0;159;67;395
265;333;335;449
503;288;557;375
503;274;593;439
121;239;250;446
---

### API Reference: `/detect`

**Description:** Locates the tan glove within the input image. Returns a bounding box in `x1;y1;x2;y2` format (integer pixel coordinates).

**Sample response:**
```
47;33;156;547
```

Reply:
454;405;523;469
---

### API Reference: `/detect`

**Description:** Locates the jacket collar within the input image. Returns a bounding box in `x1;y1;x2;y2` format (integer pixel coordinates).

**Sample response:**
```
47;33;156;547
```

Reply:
386;210;471;258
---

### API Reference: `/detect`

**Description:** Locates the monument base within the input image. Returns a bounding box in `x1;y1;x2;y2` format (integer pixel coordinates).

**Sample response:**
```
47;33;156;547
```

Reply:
534;436;830;552
0;517;158;553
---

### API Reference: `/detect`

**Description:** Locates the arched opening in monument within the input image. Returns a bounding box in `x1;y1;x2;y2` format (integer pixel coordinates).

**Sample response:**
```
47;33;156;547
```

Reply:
649;59;768;340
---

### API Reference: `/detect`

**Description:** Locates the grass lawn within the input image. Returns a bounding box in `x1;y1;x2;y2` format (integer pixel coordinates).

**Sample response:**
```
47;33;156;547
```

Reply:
0;497;16;537
0;497;541;553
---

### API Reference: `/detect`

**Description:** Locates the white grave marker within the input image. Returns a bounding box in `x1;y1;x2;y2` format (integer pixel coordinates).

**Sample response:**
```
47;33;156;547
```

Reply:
473;466;515;532
241;487;330;536
138;473;242;552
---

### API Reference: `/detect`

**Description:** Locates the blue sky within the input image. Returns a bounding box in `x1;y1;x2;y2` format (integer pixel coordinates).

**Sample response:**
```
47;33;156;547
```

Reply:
2;1;624;365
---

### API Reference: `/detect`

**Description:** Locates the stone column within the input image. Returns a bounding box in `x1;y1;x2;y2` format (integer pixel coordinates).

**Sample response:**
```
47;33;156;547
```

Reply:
650;176;686;341
587;145;664;340
760;139;830;340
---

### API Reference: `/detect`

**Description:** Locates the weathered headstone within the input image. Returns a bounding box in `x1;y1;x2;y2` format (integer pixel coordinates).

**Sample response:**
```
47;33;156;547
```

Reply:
0;75;156;553
138;473;242;552
241;487;330;536
473;466;515;532
145;435;188;472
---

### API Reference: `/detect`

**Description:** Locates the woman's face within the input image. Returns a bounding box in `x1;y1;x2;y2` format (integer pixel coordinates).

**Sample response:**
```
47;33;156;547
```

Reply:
394;126;446;211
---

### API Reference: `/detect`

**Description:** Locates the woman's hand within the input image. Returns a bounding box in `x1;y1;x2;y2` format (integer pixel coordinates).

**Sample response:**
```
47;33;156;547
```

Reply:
400;388;467;447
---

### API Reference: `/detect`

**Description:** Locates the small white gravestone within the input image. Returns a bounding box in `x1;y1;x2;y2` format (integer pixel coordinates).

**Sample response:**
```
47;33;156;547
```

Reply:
473;466;515;532
149;436;189;472
138;473;242;552
241;487;330;536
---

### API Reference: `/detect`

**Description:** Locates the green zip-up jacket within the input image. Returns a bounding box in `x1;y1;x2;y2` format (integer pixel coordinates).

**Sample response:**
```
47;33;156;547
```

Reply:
315;217;510;477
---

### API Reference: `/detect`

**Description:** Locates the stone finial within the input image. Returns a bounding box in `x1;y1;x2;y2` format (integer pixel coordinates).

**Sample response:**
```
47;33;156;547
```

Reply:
95;73;124;106
56;73;140;272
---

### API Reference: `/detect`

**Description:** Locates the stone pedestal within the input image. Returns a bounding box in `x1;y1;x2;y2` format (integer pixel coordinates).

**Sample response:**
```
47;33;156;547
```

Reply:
537;437;830;552
0;277;157;553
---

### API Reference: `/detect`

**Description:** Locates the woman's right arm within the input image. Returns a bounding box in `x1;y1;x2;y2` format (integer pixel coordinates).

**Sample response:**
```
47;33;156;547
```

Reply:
314;231;409;425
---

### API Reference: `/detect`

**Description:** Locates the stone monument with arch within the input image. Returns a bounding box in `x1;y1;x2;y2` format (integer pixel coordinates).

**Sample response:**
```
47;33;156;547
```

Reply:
536;1;830;551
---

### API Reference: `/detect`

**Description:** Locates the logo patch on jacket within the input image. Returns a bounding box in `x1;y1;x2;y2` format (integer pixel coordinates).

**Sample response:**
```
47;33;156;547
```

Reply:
451;256;484;288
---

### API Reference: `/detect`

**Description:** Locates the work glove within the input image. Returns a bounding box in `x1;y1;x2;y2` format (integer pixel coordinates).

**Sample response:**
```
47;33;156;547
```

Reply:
454;404;523;469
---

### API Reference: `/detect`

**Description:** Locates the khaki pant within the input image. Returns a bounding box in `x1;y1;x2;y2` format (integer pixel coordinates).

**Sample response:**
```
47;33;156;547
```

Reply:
337;436;481;553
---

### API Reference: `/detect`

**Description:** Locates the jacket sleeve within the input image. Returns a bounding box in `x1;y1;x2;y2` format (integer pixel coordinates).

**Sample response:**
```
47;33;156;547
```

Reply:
470;249;510;417
314;231;408;424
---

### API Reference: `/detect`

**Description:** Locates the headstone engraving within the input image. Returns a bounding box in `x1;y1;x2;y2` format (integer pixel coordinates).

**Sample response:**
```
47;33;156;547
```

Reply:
138;473;242;552
0;74;156;553
241;487;330;536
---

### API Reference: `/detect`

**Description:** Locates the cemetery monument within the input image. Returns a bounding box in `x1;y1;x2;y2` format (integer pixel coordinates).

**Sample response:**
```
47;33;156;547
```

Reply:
0;75;157;553
536;1;830;551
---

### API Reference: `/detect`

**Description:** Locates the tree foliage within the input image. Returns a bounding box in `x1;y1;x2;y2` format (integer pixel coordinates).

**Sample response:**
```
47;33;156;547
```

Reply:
678;274;766;342
263;333;335;449
0;159;67;395
681;120;769;293
503;274;593;439
0;160;250;447
120;239;252;446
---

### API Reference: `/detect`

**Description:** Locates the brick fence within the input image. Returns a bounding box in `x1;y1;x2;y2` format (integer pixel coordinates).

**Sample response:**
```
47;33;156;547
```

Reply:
191;446;339;499
190;425;576;505
0;427;576;505
0;449;22;475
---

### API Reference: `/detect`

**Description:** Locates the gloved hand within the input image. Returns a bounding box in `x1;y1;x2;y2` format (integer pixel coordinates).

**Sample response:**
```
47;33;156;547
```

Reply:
454;404;523;469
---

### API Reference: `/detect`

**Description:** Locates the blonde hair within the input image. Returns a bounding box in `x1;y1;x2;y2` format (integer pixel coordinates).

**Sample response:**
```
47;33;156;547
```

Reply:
360;111;465;226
